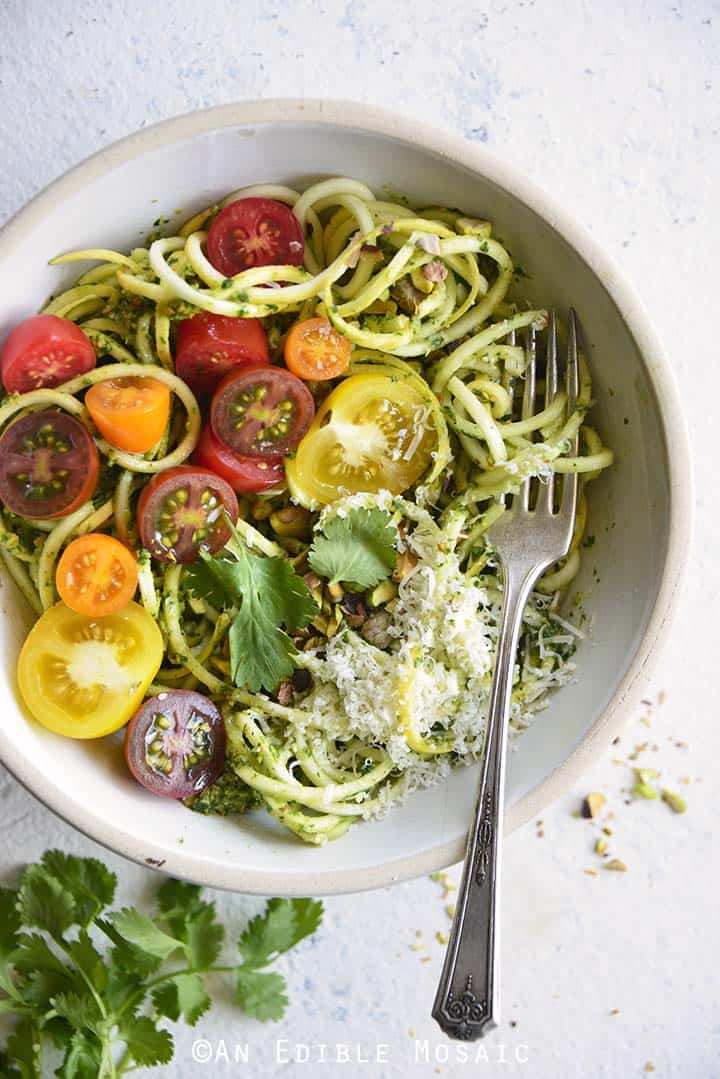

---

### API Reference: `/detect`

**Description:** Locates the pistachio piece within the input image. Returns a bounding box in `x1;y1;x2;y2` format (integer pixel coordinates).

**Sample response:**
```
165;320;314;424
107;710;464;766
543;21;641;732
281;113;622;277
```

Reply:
661;789;687;814
604;859;627;872
581;792;606;819
594;837;609;855
269;505;312;538
369;579;398;607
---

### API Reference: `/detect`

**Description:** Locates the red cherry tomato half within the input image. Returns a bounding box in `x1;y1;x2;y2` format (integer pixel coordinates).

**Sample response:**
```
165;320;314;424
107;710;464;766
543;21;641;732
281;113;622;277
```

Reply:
0;411;99;519
206;197;305;277
1;315;96;394
175;312;270;397
210;365;315;458
124;690;226;799
137;465;239;564
193;423;285;494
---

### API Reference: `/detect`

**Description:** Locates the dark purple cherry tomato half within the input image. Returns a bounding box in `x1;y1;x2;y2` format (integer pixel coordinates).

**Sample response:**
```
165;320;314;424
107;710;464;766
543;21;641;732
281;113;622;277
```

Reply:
0;410;100;519
206;197;305;277
137;465;239;564
210;364;315;458
124;690;226;799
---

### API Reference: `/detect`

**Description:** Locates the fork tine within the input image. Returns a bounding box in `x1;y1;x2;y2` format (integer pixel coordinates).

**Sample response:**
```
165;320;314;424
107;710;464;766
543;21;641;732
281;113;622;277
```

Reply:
560;308;580;520
519;327;537;509
538;310;558;514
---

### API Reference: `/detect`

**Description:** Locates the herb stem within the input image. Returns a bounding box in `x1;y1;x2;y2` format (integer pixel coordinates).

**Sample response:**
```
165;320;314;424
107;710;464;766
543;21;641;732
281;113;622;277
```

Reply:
116;964;239;1018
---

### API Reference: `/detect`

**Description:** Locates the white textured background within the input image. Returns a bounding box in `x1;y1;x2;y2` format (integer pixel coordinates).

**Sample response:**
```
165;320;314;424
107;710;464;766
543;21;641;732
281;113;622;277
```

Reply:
0;1;718;1076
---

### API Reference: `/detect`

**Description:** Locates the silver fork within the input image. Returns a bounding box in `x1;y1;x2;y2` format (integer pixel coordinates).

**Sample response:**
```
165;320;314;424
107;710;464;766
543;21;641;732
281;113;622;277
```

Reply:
432;309;579;1040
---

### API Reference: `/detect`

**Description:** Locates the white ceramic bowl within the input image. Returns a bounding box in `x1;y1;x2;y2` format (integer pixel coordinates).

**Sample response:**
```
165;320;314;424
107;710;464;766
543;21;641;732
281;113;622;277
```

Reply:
0;100;692;895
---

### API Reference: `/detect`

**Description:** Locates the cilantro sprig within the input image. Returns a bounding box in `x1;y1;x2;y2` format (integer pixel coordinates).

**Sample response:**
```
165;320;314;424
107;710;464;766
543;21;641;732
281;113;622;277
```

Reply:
185;520;316;694
0;850;322;1077
309;507;398;589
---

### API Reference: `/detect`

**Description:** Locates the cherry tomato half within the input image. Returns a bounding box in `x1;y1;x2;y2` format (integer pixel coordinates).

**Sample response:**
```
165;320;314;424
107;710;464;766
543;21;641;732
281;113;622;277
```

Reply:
124;690;226;798
206;197;305;277
0;411;99;519
284;317;352;381
86;376;170;454
193;423;285;494
17;601;163;739
175;312;270;397
211;365;315;458
285;371;437;506
56;533;138;617
137;465;239;564
1;315;96;394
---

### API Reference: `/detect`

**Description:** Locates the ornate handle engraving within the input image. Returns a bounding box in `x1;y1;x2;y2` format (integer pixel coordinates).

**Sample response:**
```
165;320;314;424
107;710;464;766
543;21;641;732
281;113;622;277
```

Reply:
432;564;540;1041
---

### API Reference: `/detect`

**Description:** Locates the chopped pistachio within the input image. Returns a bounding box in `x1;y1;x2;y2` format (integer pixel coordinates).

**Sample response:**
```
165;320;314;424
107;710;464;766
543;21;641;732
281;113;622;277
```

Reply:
583;868;598;877
369;579;398;606
633;781;659;800
604;859;627;872
644;1063;656;1073
436;931;448;945
609;1009;620;1016
661;789;687;814
594;837;609;855
446;903;456;919
602;825;613;836
581;792;606;818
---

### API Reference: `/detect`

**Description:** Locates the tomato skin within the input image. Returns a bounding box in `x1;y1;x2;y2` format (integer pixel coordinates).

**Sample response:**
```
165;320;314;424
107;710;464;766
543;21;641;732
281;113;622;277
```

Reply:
176;312;270;397
56;533;138;616
210;365;315;458
1;315;96;394
206;197;305;277
124;690;226;799
137;465;239;564
284;317;352;381
193;423;285;493
17;601;163;739
86;376;170;453
0;410;99;519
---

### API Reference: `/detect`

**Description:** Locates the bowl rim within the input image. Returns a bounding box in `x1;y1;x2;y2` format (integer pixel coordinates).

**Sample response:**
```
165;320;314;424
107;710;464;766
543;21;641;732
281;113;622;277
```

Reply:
0;98;693;895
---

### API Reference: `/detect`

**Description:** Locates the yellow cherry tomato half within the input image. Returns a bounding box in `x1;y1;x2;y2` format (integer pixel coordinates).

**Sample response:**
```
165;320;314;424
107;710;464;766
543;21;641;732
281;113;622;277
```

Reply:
86;376;170;453
56;533;138;617
18;601;163;739
285;370;437;506
284;317;352;381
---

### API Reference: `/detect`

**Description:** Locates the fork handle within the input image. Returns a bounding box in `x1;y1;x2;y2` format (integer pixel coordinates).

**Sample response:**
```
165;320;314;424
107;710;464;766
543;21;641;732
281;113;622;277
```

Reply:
432;558;541;1040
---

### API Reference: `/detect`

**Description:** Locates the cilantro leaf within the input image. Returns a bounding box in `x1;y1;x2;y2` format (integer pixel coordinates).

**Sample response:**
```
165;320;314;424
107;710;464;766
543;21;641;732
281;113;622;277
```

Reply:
152;974;210;1027
110;909;183;960
309;507;398;588
66;932;106;993
186;529;316;693
234;970;288;1022
155;880;224;967
50;992;102;1037
96;918;163;980
117;1016;173;1067
238;898;323;969
39;852;116;926
0;888;21;957
16;866;75;939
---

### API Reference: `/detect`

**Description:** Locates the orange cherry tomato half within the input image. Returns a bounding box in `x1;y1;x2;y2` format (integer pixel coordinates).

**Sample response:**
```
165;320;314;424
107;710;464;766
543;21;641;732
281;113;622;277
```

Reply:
56;533;138;616
85;376;171;453
284;317;352;381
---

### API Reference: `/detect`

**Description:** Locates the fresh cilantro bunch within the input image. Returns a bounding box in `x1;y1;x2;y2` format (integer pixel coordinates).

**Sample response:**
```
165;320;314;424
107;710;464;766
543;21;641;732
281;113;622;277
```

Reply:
185;522;316;694
309;507;398;589
0;850;322;1077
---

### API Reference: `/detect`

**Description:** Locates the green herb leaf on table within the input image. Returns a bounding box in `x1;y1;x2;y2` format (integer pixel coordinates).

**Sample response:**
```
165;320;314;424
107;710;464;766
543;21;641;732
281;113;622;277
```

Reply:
309;507;398;588
0;849;324;1076
185;520;316;693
